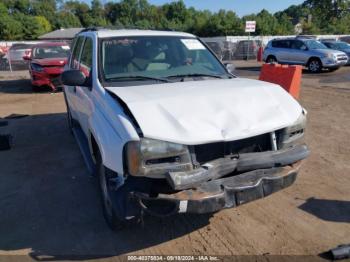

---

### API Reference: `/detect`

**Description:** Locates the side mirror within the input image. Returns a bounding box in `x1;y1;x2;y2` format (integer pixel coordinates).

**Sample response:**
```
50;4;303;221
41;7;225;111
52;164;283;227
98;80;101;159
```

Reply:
22;55;31;61
61;70;87;86
225;63;235;74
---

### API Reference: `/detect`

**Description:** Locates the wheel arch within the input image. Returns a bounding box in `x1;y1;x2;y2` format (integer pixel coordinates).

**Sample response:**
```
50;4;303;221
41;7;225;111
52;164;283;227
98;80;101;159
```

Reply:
307;56;323;66
266;54;278;63
87;115;127;175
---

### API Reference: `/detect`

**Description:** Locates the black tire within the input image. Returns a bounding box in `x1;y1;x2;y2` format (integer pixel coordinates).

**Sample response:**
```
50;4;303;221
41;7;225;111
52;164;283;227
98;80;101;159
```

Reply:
96;151;133;231
308;58;322;73
266;56;278;64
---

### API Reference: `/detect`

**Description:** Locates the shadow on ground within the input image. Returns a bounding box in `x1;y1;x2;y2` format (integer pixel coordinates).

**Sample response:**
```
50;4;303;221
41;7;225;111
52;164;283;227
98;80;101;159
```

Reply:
0;78;53;94
299;197;350;223
0;112;211;260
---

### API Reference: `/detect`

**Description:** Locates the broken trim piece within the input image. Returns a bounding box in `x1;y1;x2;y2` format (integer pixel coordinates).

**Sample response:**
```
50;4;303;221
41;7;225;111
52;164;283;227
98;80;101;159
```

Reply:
132;162;301;216
166;144;309;190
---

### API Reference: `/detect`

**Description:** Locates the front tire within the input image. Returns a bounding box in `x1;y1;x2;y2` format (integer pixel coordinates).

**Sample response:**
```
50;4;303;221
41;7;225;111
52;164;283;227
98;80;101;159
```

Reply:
96;151;133;231
308;58;322;73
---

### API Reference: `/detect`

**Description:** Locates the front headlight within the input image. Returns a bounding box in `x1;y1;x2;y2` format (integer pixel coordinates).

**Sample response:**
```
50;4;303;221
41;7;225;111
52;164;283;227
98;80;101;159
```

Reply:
325;53;337;60
278;110;307;149
125;138;192;177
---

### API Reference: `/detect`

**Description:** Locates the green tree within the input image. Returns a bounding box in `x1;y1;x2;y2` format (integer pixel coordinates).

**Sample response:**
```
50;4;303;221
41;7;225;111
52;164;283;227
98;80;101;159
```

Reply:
13;13;51;39
0;2;8;15
205;10;241;36
274;12;294;35
31;0;57;25
55;11;82;28
35;16;52;34
63;1;91;27
90;0;107;26
0;15;23;40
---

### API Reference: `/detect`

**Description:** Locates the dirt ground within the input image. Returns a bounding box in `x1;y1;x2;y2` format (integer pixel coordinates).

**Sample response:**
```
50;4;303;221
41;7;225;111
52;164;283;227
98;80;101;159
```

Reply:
0;62;349;261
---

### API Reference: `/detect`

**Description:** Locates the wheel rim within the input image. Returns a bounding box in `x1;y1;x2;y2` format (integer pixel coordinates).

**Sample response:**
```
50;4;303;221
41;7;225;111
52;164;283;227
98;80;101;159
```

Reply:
310;61;320;72
99;164;113;218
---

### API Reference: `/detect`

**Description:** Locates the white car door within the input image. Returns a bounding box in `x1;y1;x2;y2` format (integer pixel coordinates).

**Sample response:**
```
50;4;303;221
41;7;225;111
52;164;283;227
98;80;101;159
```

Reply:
65;36;84;121
72;36;94;137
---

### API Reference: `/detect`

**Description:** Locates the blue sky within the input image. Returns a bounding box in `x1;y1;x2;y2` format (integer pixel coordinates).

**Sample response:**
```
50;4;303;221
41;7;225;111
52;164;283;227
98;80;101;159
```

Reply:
98;0;305;17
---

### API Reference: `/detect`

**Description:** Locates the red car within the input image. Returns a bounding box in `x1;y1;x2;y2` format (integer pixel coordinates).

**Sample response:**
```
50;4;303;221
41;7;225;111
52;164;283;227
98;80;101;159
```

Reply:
23;42;70;91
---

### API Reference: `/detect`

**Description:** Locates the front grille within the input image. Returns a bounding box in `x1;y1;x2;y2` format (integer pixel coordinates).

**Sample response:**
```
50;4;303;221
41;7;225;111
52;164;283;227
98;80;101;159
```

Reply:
337;55;348;61
193;133;272;164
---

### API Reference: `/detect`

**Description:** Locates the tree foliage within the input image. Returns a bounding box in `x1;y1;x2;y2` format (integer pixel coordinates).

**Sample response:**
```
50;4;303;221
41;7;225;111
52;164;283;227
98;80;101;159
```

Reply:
0;0;350;40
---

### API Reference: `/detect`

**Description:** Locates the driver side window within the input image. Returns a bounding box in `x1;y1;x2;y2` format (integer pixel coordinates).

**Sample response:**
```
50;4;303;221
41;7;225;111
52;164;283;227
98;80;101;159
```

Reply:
79;38;93;78
291;40;307;51
70;37;84;69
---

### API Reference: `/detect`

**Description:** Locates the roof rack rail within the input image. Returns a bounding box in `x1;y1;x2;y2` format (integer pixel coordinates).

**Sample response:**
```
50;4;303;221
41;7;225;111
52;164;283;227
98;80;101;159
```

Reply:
296;35;317;39
80;27;104;32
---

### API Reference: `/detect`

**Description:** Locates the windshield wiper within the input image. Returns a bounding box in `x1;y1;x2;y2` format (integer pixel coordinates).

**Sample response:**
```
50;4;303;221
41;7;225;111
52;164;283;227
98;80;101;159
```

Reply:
166;73;225;79
106;75;172;83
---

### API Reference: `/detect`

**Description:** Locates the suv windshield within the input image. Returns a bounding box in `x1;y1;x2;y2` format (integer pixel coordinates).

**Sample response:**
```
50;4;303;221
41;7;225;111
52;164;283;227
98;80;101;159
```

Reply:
32;45;70;59
101;36;229;82
304;40;327;50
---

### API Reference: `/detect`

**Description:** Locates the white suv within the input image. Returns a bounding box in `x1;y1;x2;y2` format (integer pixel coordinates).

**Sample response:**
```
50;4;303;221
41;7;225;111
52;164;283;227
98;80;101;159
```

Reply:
62;28;309;230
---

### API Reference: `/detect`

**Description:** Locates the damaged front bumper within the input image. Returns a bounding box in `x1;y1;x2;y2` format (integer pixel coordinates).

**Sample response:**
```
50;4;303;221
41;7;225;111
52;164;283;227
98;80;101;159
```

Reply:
130;144;309;216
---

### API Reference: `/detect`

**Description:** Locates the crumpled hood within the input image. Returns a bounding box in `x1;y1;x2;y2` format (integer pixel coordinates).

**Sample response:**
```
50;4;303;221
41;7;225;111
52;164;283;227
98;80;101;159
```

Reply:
106;78;303;145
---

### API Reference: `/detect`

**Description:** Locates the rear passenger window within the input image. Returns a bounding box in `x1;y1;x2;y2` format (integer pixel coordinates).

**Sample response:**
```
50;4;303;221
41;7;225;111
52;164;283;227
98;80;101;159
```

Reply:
79;38;93;78
70;37;84;69
272;41;280;48
272;40;290;48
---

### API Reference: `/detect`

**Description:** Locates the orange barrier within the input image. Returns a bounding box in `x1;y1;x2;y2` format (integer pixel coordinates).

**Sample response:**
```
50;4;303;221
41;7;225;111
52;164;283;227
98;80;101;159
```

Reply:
257;47;263;62
259;64;302;99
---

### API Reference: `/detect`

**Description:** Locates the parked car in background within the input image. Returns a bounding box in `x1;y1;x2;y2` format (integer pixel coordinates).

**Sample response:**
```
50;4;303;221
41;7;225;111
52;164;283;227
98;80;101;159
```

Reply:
233;40;262;60
222;41;237;61
61;28;309;230
339;36;350;44
23;42;70;91
5;43;33;70
321;40;350;65
263;38;348;73
204;41;223;60
0;46;10;70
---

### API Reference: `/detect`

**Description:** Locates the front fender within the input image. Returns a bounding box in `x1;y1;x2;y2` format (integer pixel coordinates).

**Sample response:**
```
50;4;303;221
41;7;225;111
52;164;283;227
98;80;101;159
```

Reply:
88;108;126;174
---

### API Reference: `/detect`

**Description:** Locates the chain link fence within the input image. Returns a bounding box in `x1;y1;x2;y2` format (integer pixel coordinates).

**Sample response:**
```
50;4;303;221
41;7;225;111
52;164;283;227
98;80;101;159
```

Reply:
1;35;350;71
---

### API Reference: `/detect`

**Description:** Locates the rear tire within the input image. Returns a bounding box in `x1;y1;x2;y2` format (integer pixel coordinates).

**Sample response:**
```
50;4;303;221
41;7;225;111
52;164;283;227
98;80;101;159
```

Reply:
266;56;278;64
308;58;322;73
